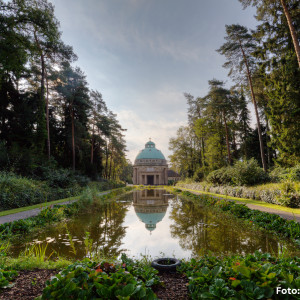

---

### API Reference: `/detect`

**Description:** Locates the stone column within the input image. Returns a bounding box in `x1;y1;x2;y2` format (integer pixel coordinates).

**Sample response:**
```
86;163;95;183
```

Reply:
164;168;168;184
133;168;137;184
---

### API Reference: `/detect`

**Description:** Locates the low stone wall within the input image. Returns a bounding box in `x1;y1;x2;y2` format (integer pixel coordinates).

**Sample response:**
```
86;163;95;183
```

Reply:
176;182;300;208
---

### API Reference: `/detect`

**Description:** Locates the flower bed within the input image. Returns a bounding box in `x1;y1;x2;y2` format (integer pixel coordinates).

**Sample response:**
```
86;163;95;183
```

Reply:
176;182;300;208
38;254;159;300
179;251;300;299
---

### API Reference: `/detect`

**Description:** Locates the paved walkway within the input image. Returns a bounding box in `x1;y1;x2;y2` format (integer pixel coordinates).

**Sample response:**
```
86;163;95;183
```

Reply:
0;191;111;225
188;190;300;223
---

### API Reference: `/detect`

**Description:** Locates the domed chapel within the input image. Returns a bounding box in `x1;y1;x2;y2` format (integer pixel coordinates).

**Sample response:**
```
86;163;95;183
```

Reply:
133;140;168;185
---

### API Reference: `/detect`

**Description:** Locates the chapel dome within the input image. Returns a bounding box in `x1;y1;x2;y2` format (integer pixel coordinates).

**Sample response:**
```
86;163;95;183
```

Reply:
135;140;166;161
135;212;166;232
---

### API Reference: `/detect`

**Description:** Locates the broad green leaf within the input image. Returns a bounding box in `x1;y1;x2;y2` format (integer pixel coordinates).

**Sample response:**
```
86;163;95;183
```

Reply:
238;266;251;279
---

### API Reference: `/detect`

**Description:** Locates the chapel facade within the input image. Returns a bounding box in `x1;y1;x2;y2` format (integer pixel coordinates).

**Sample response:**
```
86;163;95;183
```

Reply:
132;140;168;185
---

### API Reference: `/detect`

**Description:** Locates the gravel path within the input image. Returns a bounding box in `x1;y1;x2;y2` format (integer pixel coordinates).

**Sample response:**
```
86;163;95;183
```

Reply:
0;191;111;225
188;190;300;223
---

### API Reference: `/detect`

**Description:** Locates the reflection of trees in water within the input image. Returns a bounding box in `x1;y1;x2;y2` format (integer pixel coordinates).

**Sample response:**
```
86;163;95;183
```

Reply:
169;198;284;257
91;201;130;257
12;200;131;260
66;201;130;258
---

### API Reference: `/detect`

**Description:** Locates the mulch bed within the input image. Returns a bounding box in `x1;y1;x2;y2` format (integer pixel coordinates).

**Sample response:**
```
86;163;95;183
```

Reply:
152;271;190;299
0;269;190;299
0;269;57;300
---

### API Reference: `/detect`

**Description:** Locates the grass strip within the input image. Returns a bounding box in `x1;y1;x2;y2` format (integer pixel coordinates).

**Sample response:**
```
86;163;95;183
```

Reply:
177;186;300;215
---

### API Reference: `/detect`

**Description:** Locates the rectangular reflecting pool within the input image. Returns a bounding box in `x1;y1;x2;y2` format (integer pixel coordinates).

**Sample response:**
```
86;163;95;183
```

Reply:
9;189;300;260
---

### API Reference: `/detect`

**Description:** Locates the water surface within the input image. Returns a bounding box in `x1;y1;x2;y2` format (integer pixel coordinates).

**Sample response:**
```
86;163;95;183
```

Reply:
9;189;299;259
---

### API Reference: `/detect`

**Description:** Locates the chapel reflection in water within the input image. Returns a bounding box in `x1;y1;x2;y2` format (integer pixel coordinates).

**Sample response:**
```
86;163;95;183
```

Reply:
133;189;169;233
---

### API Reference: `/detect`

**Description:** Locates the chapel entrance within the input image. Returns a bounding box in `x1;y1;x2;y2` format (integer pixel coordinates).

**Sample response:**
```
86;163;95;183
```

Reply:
147;175;154;185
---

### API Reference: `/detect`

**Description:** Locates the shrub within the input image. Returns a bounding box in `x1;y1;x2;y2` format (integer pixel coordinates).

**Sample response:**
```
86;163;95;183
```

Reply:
88;180;125;191
290;164;300;181
270;164;300;183
193;167;209;182
206;159;268;187
230;159;268;186
206;167;233;185
276;181;300;208
0;172;49;210
0;172;86;210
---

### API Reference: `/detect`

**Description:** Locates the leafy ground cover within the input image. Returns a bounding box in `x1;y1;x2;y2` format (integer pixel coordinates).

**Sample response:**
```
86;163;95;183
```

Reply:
179;251;300;299
0;268;18;289
0;187;133;241
175;190;300;246
38;254;159;300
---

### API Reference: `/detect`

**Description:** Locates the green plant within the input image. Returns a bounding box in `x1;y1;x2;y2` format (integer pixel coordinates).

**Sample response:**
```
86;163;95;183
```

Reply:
206;167;233;185
0;269;18;288
40;257;158;299
179;252;300;300
3;255;72;271
31;277;38;286
84;232;93;258
121;254;160;287
270;165;300;183
206;159;269;187
0;171;83;210
64;226;77;256
22;243;54;263
231;159;268;186
0;240;10;258
277;180;299;208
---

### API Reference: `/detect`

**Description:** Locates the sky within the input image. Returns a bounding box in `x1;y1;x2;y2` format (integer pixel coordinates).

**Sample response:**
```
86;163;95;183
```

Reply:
50;0;258;163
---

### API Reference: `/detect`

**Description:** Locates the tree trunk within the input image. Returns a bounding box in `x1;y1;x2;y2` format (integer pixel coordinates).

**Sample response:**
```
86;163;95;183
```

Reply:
91;136;94;164
239;40;267;172
104;141;109;178
71;105;75;171
91;100;96;164
45;70;50;160
201;137;205;167
108;151;113;179
33;30;48;154
280;0;300;68
265;115;271;168
223;111;232;165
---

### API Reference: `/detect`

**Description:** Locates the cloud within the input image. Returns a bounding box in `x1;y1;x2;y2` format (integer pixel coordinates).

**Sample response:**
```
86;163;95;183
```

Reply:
117;109;185;163
55;0;212;63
